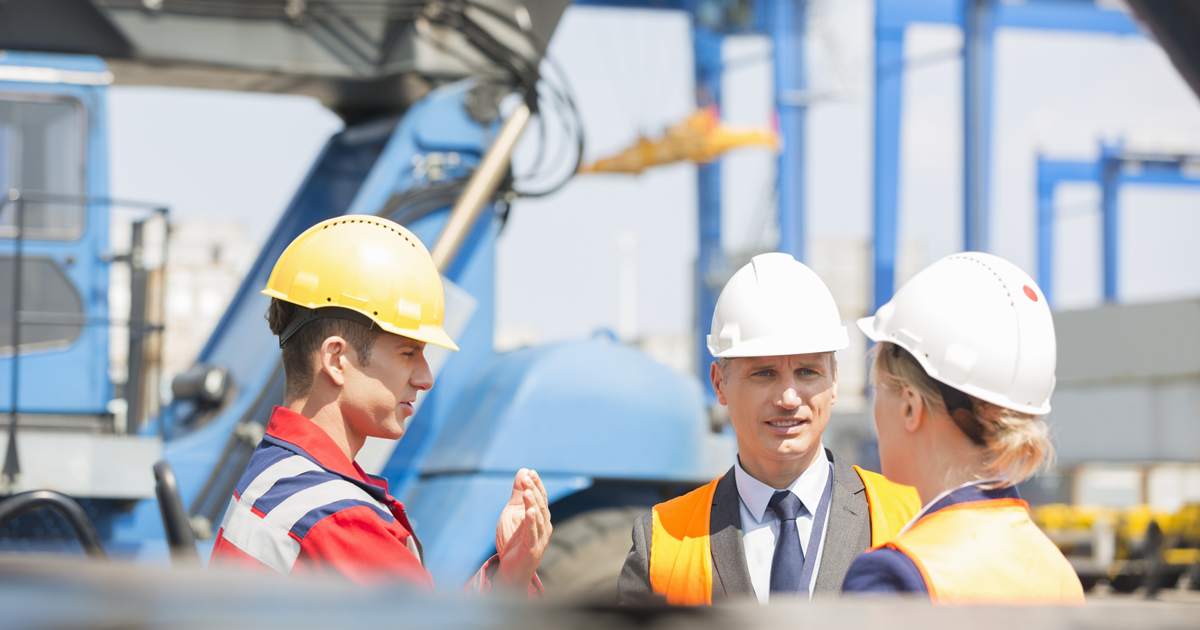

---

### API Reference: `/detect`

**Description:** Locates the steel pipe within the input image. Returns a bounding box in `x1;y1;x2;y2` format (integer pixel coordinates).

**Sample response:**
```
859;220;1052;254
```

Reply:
430;101;531;272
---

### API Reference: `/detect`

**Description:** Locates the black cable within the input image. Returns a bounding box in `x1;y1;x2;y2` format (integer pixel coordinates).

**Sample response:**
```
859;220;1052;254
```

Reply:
424;2;541;110
458;1;585;197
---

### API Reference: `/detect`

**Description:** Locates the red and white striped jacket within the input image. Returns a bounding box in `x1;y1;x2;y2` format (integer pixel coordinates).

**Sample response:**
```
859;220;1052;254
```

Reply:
208;406;537;594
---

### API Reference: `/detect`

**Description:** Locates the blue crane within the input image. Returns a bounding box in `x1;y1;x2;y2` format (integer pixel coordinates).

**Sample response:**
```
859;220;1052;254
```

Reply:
872;0;1142;311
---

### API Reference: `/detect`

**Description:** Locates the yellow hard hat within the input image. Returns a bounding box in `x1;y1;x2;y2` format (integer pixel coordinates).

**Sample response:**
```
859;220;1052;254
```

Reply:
262;216;459;351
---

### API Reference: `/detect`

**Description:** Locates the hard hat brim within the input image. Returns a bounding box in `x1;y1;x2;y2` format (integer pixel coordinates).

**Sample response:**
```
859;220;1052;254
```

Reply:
856;316;880;342
856;315;1050;416
709;328;849;358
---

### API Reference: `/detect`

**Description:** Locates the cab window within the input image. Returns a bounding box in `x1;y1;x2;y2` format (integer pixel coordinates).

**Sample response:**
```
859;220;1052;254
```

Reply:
0;97;86;241
0;256;84;352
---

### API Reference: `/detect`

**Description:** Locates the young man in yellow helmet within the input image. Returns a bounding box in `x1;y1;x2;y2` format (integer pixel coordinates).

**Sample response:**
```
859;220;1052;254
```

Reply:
209;216;550;594
617;253;921;605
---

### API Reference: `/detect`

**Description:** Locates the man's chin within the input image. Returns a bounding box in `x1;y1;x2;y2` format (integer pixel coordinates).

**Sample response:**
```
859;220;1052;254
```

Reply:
769;436;820;458
369;422;406;442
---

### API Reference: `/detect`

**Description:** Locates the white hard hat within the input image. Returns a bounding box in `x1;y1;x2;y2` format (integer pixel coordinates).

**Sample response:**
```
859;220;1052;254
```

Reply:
857;252;1056;415
707;253;849;358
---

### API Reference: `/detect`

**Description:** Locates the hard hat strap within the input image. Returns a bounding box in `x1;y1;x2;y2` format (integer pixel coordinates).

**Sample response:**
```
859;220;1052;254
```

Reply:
933;380;988;447
278;305;377;349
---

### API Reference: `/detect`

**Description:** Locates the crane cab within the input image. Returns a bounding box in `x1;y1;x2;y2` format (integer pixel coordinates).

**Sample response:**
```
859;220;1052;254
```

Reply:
0;52;160;528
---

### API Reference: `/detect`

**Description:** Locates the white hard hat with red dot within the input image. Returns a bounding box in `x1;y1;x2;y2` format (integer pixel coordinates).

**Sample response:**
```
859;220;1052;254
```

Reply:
858;252;1056;416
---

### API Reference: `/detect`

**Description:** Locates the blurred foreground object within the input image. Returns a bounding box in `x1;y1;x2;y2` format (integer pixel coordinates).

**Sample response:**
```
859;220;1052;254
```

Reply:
1;555;1199;630
579;108;778;175
1124;1;1200;102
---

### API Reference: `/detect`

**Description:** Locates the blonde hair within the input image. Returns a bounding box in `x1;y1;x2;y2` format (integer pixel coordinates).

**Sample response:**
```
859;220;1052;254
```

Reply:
870;342;1054;486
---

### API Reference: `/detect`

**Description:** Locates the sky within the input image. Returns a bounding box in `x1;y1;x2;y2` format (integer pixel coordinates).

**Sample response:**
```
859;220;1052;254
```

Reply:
108;0;1200;356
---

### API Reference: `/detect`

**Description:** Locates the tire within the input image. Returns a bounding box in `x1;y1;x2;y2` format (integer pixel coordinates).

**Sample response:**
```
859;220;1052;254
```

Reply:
1077;575;1100;592
537;506;649;600
1109;573;1141;593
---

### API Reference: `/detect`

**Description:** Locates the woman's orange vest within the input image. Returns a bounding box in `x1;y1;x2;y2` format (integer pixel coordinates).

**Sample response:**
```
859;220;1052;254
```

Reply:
882;498;1085;605
647;465;920;605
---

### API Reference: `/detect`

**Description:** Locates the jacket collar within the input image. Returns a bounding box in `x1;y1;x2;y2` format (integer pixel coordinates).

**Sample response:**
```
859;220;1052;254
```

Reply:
897;481;1022;538
263;406;394;502
926;482;1020;515
711;450;873;599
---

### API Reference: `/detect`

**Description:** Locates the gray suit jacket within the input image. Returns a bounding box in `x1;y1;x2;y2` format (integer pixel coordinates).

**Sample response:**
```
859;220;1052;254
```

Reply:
617;449;870;603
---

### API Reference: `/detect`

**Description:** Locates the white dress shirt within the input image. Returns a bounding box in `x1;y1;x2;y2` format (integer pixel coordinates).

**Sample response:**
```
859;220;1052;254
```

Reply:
734;447;832;603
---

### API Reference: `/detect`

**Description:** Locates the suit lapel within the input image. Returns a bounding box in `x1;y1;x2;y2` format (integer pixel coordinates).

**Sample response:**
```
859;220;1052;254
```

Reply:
813;449;871;595
708;467;755;600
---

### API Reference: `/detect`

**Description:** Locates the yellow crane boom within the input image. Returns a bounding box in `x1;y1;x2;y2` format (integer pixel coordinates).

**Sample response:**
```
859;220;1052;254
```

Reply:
579;108;779;175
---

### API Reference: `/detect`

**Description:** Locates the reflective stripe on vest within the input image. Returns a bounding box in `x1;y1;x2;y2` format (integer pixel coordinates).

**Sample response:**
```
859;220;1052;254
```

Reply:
648;467;920;605
885;498;1085;605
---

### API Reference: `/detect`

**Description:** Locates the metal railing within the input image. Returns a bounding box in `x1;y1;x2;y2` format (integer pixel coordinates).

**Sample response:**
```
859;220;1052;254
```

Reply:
0;489;106;558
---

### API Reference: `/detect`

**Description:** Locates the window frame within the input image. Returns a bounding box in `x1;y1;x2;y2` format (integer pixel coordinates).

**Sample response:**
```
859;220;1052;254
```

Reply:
0;92;89;242
0;254;86;355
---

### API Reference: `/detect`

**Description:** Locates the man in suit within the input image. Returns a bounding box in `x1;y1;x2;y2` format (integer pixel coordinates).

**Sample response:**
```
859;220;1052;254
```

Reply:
617;253;919;605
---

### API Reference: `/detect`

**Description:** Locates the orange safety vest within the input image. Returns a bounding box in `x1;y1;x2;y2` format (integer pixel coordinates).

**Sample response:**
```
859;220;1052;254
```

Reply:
881;498;1085;605
648;465;921;605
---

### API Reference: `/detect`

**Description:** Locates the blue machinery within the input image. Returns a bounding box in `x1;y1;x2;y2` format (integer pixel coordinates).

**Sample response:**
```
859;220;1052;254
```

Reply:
0;55;735;587
1037;144;1200;306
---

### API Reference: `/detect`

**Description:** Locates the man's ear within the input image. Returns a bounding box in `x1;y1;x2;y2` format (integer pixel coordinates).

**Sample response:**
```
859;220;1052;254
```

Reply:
319;336;349;387
710;361;728;406
901;386;925;433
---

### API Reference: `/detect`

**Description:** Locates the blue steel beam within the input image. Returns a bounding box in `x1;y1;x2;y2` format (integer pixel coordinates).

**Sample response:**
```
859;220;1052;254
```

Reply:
764;0;808;262
1035;156;1096;304
1099;143;1122;302
872;0;1139;311
873;14;904;311
963;0;995;253
694;25;724;385
1036;145;1200;305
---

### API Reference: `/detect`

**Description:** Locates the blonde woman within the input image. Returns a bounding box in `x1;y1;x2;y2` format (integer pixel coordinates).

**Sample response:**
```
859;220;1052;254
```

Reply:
842;252;1084;605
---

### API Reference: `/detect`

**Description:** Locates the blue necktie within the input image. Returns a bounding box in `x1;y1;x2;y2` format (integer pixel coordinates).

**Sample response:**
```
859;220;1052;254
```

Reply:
768;490;804;593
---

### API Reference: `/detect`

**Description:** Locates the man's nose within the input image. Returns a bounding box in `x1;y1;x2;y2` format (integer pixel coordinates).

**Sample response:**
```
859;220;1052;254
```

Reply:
411;354;434;391
777;387;802;409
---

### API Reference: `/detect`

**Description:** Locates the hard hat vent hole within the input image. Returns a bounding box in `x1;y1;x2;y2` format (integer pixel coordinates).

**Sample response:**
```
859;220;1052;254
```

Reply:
373;311;378;315
326;298;331;302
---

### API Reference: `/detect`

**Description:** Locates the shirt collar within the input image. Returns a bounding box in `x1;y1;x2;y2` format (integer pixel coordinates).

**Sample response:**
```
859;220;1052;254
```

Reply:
734;445;830;523
896;478;1020;537
263;406;385;492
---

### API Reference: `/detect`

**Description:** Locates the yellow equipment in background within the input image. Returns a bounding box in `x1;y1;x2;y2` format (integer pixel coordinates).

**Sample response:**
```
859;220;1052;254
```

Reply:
1033;503;1200;594
578;107;778;175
